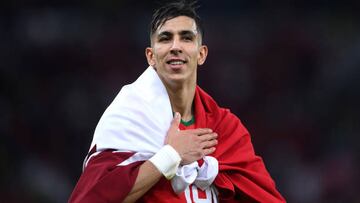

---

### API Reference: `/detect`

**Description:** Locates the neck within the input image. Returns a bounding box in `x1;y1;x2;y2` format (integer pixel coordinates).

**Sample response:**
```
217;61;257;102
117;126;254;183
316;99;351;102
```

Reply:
165;83;196;122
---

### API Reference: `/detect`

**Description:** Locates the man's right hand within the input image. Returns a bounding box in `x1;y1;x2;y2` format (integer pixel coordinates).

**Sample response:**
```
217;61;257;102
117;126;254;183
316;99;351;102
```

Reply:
165;112;218;165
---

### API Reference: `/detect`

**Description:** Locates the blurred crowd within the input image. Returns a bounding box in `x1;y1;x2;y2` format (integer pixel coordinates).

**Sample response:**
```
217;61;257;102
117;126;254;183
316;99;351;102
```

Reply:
1;1;359;202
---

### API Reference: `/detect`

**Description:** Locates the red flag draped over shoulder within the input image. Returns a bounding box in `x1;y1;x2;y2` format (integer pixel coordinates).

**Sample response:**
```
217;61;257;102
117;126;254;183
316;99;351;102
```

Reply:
194;86;286;203
69;66;286;202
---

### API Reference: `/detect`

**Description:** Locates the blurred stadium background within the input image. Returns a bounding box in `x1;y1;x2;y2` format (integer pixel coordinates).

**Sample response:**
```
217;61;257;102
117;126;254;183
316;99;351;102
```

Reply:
1;0;359;202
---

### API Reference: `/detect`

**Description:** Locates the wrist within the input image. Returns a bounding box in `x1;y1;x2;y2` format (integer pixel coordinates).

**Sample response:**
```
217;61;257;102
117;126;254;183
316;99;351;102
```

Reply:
149;145;181;179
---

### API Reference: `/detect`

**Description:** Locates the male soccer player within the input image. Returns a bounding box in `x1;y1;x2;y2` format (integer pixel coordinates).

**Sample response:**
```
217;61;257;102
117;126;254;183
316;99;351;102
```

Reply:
69;1;286;202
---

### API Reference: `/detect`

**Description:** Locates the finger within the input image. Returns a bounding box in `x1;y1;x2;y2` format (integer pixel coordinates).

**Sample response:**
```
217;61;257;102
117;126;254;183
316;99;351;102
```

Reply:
202;139;218;149
168;112;181;134
186;128;213;135
203;147;216;156
199;132;218;141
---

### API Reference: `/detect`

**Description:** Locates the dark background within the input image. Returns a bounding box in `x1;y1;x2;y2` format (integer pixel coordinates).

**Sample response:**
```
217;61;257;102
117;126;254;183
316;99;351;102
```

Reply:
1;0;359;202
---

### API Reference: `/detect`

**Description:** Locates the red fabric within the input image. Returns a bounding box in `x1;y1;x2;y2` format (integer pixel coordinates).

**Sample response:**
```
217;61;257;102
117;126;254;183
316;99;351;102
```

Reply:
140;86;286;202
193;86;286;202
138;178;187;202
69;86;285;203
68;148;142;203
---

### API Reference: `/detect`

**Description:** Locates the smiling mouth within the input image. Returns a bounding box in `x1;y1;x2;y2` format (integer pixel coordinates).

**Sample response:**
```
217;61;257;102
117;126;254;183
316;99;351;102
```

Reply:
166;59;187;65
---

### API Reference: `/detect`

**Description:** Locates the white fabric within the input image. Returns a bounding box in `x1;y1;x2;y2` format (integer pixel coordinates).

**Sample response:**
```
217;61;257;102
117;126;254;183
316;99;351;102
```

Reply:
195;156;219;191
171;156;219;194
116;151;153;166
87;66;218;198
172;162;199;194
90;66;173;154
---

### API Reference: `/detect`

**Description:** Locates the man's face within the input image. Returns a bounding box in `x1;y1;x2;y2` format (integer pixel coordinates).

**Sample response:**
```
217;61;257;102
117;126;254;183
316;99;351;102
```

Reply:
146;16;208;87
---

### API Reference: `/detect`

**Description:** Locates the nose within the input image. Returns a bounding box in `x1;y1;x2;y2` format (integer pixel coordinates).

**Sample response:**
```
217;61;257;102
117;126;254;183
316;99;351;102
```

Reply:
170;37;182;55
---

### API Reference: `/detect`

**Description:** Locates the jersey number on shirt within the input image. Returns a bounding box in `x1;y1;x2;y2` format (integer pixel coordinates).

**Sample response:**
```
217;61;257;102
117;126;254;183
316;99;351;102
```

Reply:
184;185;217;203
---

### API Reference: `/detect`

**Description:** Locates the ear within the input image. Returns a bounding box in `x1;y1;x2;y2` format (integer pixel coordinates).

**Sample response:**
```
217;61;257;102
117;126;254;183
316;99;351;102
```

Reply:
197;45;208;66
145;47;156;66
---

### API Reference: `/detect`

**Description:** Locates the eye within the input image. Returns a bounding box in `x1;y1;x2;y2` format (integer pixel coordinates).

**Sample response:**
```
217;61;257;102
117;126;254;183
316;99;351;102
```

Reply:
157;33;172;42
158;36;170;42
182;35;194;41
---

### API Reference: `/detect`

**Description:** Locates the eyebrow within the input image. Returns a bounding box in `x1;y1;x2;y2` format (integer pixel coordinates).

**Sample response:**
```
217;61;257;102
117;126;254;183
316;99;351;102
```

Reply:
179;30;196;37
157;30;197;38
157;31;172;38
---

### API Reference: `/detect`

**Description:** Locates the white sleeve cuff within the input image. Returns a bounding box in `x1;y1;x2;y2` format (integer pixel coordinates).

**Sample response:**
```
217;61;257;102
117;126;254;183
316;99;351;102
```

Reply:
149;145;181;179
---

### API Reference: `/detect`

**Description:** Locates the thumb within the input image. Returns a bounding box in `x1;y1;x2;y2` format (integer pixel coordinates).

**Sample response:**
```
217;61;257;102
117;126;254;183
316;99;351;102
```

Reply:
169;112;181;133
